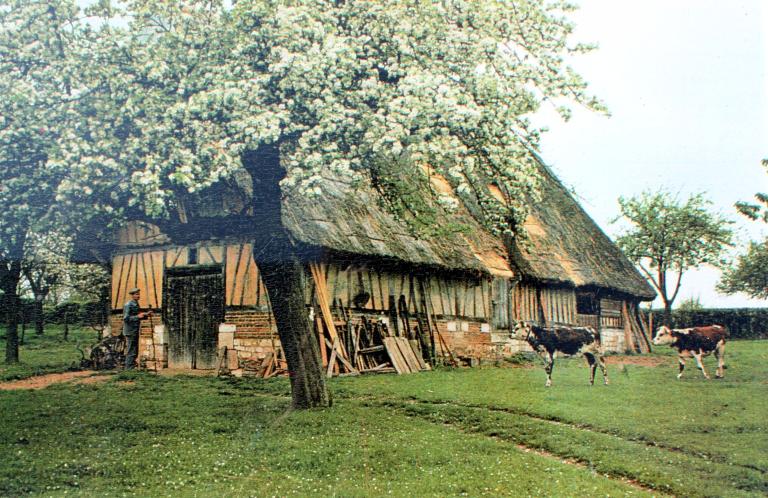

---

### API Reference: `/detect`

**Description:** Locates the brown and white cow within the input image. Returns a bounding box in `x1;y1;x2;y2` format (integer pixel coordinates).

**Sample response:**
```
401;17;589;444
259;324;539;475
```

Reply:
513;322;608;387
652;325;728;379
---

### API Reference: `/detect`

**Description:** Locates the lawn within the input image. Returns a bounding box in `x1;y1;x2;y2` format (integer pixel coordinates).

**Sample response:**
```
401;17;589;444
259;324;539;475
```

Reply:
0;337;766;497
0;325;99;381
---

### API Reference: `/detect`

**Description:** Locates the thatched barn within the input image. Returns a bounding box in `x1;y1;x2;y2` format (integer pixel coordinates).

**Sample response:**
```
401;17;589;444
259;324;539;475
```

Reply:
95;160;655;371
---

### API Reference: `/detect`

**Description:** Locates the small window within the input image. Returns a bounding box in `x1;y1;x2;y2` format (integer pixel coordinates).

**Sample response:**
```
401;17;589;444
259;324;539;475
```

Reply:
576;292;598;315
188;247;198;265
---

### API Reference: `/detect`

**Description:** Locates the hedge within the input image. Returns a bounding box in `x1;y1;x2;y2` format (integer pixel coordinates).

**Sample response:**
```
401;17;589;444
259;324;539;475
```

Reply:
644;308;768;340
0;301;107;327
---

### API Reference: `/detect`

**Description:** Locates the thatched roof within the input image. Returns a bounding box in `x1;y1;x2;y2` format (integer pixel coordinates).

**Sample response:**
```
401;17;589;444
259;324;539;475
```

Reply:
86;155;654;301
282;174;514;277
510;162;656;300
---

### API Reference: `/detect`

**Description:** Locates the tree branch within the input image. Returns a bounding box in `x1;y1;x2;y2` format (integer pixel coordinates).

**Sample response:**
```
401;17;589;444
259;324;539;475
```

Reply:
669;267;685;305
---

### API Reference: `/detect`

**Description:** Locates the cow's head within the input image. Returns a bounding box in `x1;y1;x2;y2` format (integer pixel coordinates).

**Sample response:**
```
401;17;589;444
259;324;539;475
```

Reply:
512;322;532;341
652;326;677;346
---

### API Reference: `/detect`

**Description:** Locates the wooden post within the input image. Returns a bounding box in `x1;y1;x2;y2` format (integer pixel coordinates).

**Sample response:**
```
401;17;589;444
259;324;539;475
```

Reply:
315;316;327;368
388;295;400;337
622;301;635;353
649;312;654;338
326;337;338;378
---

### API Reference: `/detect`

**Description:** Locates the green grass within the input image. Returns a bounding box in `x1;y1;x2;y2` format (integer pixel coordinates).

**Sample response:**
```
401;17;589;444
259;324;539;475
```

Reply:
0;325;99;381
0;339;766;497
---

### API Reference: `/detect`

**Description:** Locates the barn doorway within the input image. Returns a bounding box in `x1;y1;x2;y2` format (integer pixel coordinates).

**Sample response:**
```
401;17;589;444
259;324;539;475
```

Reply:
163;265;225;369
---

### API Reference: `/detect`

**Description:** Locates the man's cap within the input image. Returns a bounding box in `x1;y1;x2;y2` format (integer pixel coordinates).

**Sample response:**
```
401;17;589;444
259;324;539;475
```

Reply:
128;288;140;294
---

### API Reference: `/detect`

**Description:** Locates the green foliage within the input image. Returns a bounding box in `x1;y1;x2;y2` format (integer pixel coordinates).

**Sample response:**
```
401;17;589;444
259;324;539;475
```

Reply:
676;296;704;311
647;307;768;340
2;341;768;496
718;160;768;299
734;159;768;223
718;241;768;299
614;191;733;310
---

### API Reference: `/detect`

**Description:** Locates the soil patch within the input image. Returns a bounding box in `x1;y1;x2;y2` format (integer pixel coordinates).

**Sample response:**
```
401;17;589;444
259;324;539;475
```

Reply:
0;371;111;390
605;355;668;367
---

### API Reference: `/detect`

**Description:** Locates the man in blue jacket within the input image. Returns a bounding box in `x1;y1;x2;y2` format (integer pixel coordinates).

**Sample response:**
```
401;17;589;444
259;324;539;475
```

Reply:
123;288;152;370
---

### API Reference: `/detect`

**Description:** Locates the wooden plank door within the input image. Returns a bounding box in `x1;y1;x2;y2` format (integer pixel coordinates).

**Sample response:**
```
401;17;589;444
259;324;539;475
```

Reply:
491;277;510;330
164;265;224;369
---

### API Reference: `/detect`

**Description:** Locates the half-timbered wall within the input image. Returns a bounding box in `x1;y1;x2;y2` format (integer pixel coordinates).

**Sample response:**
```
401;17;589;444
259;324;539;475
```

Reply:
511;283;539;323
538;287;577;325
111;238;645;366
599;298;624;329
307;265;492;320
512;283;579;325
111;242;507;364
112;242;270;311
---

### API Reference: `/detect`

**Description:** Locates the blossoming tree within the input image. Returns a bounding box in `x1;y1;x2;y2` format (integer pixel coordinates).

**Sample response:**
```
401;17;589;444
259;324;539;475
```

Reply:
0;0;95;362
21;0;602;407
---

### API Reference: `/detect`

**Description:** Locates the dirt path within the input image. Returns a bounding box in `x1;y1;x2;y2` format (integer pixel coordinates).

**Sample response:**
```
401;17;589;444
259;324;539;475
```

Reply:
0;371;112;390
605;355;668;367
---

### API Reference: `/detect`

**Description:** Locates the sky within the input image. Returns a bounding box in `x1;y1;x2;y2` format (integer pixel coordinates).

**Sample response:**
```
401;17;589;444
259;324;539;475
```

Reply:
533;0;768;308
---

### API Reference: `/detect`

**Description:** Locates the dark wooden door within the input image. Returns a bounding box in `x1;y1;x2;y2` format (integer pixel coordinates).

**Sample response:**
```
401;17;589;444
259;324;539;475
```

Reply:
164;265;224;369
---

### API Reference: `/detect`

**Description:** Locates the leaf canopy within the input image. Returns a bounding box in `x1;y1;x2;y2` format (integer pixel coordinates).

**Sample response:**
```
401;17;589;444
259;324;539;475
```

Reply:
43;0;604;237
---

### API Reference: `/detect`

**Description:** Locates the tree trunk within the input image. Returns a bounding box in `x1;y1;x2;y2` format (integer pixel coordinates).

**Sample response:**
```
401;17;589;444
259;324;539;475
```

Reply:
255;236;330;409
33;296;44;336
2;260;22;364
243;143;330;409
662;301;673;327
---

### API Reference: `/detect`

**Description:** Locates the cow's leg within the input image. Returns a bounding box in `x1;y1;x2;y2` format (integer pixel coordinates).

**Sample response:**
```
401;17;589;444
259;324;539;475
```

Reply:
597;354;609;385
715;341;726;378
584;353;597;385
677;354;687;379
692;350;710;379
539;351;555;387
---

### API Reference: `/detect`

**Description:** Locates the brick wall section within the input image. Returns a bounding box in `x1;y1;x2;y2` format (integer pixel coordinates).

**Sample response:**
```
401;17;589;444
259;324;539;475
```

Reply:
225;310;279;362
225;310;276;339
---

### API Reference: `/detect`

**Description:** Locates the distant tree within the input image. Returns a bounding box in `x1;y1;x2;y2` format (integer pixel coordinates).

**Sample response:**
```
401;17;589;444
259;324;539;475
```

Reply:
718;160;768;299
676;297;704;312
614;191;733;324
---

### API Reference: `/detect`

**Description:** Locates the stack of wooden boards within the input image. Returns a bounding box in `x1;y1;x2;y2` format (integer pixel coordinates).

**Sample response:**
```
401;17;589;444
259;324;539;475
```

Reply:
216;346;289;378
310;263;437;377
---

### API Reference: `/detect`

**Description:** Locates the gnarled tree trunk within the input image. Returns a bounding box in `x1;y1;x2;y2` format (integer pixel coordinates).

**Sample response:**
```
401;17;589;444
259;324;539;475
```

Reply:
255;235;330;409
245;144;330;409
33;295;45;336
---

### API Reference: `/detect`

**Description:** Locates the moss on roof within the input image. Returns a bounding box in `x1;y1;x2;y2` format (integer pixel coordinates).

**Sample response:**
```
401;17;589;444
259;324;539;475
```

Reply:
510;162;656;300
282;174;512;276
